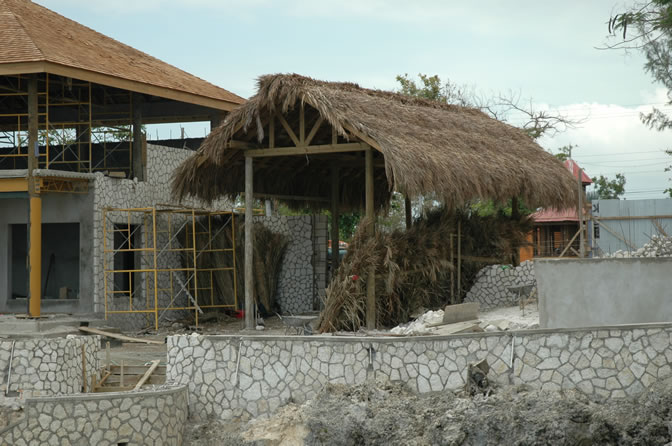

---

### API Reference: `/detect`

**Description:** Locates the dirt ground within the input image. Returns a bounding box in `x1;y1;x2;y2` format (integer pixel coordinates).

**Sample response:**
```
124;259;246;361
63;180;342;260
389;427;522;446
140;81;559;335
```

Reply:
184;378;672;446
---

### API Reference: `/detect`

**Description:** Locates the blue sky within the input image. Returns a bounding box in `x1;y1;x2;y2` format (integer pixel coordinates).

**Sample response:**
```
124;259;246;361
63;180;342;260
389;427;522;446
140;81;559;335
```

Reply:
37;0;672;199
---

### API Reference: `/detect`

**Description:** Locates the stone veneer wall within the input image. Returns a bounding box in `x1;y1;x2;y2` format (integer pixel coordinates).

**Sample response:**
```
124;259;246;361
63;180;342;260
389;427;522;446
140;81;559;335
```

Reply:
0;336;99;398
168;324;672;420
254;215;327;314
0;385;188;446
464;260;535;309
92;144;231;329
93;145;327;327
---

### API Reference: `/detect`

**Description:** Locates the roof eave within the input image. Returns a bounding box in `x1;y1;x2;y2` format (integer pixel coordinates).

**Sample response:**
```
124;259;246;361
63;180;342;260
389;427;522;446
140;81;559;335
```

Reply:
0;61;242;112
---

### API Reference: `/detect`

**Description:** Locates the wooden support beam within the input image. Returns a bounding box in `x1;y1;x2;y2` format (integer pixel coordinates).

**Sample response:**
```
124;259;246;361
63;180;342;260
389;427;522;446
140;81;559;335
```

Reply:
305;116;324;146
577;166;585;258
365;148;376;330
244;156;255;330
558;228;582;258
269;113;275;148
245;142;367;158
331;167;340;277
595;219;637;250
254;193;329;202
276;112;300;146
134;360;160;390
299;103;305;144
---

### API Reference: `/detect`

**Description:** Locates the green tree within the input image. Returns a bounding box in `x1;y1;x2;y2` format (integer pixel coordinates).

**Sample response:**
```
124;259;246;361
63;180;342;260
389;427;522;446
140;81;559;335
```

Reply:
607;1;672;194
590;174;627;200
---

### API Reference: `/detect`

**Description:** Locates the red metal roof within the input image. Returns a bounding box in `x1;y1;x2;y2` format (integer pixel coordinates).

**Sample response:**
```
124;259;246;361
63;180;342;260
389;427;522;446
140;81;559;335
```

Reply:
531;207;578;223
564;159;592;185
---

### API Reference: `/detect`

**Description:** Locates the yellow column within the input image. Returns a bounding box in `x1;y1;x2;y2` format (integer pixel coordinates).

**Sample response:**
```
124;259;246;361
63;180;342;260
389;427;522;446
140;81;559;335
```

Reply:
28;196;42;317
27;74;41;317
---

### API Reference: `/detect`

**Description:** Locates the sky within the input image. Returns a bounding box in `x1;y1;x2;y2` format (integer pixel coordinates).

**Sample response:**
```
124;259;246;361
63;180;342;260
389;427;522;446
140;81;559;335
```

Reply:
35;0;672;199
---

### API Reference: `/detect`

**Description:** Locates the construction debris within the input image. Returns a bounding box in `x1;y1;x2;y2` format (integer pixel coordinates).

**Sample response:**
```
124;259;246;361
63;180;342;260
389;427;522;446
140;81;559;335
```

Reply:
598;234;672;258
184;378;672;446
442;302;480;324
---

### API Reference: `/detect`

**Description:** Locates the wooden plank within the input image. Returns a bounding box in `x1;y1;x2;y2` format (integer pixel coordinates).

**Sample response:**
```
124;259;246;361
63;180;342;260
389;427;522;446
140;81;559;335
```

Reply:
245;142;367;158
108;365;166;375
595;219;637;250
97;371;112;386
558;228;581;258
134;360;160;390
78;326;164;345
94;386;135;393
596;214;672;221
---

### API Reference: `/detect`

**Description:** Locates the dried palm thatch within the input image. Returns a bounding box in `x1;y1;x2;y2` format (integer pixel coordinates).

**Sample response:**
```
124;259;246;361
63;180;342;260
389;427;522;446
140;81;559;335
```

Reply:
173;74;577;212
316;208;532;333
184;215;288;313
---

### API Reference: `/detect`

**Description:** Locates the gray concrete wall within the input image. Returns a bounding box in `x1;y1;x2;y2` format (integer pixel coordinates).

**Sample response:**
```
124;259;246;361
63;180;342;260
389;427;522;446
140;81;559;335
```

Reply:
0;193;94;314
593;198;672;254
536;257;672;328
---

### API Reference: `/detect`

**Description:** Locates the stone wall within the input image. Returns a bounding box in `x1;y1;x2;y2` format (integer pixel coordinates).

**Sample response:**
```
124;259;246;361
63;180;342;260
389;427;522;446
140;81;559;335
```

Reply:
255;215;327;314
0;336;99;398
0;385;188;446
92;144;232;329
464;260;535;309
167;324;672;420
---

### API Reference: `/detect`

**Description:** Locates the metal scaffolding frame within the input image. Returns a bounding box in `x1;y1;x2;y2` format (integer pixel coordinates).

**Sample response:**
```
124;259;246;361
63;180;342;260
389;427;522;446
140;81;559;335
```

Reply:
0;73;133;175
102;206;238;329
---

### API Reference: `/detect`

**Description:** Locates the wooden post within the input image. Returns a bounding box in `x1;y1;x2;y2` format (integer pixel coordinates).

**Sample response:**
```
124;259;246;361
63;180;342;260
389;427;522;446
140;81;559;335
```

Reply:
457;219;462;301
132;93;144;181
404;195;412;229
244;156;255;330
449;234;455;304
120;360;124;388
81;344;87;393
27;74;41;318
105;341;110;372
577;166;585;258
330;167;340;277
511;197;520;266
365;148;376;329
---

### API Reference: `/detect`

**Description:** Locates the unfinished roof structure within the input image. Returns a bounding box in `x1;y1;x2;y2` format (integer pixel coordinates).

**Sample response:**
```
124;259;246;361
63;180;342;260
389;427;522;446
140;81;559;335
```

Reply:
173;73;577;210
0;0;242;110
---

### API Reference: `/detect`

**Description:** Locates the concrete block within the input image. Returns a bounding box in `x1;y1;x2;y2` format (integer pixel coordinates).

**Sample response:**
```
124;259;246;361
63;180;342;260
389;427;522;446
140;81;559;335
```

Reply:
442;303;480;324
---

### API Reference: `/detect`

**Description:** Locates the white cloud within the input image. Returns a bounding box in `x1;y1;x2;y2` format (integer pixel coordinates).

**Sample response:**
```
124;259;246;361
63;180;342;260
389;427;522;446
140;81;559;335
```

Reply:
538;98;672;199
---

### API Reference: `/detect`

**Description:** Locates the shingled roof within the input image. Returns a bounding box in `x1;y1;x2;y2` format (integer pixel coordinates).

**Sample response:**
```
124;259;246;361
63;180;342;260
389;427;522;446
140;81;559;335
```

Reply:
173;74;578;211
0;0;244;110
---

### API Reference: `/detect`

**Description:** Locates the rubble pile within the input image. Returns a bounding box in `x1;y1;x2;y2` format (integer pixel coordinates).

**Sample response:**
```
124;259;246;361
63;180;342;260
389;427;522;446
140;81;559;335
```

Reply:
600;235;672;258
186;378;672;445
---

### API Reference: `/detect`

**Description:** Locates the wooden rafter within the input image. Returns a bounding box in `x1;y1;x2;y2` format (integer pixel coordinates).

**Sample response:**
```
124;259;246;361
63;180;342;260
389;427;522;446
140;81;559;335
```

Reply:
245;142;367;158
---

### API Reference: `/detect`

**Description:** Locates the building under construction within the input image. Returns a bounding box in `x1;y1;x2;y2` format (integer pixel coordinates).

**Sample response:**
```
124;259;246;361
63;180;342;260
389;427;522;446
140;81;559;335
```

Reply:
0;0;245;327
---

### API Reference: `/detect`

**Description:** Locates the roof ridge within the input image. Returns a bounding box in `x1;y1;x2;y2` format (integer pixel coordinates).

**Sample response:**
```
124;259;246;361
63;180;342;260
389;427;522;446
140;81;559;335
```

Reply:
0;0;45;60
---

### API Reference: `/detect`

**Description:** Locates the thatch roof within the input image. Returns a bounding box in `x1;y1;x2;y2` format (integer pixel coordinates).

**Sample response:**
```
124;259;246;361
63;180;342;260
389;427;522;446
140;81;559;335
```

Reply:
173;74;577;211
0;0;243;110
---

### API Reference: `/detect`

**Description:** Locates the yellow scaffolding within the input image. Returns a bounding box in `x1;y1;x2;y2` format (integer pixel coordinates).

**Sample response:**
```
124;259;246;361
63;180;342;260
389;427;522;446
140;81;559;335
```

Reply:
102;206;238;329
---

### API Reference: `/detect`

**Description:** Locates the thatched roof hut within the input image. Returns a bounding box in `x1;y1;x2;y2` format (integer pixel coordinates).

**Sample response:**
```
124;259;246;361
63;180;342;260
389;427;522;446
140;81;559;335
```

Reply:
173;73;577;211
